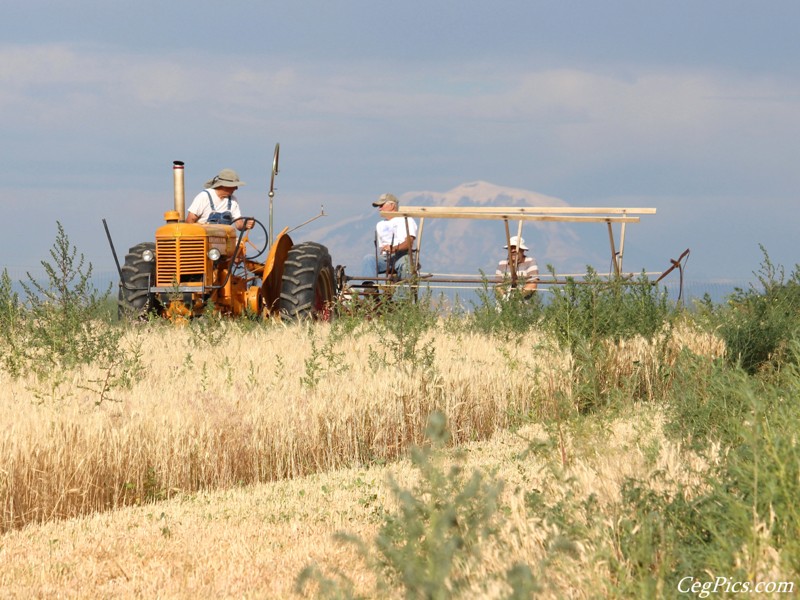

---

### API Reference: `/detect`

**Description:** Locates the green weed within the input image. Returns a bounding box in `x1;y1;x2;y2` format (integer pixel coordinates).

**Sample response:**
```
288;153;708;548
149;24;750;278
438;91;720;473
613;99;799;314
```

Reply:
467;272;543;336
0;223;144;399
297;412;535;599
301;329;350;389
543;267;672;350
367;291;438;376
709;246;800;374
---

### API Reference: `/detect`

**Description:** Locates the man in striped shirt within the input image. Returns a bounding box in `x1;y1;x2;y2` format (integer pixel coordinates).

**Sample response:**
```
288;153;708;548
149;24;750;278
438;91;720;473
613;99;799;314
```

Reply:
496;235;539;296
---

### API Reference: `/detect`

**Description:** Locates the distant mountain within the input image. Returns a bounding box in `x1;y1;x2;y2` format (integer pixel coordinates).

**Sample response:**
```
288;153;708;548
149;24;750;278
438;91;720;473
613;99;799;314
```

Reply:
302;181;616;279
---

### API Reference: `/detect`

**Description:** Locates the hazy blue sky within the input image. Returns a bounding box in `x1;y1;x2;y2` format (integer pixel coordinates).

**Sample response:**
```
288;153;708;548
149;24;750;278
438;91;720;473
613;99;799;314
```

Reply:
2;1;798;284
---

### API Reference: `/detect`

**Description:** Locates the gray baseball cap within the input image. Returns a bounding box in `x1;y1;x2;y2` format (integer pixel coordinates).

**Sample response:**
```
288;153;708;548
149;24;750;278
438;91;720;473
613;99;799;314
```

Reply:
372;193;399;207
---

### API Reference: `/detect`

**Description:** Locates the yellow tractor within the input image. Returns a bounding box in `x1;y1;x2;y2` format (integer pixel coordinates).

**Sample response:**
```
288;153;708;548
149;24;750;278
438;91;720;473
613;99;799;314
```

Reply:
104;146;336;321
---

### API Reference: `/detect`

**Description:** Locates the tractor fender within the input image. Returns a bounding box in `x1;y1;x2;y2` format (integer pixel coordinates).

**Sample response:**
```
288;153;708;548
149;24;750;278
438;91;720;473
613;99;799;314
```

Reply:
261;227;293;315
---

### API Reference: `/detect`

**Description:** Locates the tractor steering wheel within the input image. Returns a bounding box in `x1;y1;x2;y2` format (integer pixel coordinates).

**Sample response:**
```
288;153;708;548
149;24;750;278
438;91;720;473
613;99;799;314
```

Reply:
232;217;269;260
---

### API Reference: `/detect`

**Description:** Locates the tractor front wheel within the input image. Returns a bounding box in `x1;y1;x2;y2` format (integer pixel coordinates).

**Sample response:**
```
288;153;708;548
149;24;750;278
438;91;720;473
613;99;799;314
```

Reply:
118;242;160;319
279;242;335;320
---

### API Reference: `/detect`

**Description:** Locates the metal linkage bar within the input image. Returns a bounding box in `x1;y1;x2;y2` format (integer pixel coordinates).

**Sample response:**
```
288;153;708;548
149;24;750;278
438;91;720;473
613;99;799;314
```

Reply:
385;206;656;216
384;210;641;223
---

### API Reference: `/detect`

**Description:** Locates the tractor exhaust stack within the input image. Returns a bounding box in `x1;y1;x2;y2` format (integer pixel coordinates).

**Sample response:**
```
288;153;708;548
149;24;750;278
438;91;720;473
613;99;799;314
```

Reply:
173;160;185;220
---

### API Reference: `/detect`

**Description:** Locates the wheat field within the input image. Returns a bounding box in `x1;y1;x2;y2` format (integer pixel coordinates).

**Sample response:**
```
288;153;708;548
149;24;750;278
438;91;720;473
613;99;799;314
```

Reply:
0;320;729;597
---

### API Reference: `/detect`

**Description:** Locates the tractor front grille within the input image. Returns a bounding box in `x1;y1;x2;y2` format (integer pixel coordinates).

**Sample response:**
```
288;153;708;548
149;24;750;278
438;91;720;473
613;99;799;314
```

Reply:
156;237;206;286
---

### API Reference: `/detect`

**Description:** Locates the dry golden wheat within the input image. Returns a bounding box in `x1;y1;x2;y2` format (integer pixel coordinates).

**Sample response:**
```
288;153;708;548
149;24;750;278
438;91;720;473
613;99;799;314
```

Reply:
4;320;790;597
0;321;720;533
0;412;725;599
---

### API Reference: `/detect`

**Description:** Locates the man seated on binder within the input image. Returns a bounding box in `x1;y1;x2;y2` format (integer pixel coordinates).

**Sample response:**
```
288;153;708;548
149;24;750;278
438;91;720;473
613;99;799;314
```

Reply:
359;193;418;281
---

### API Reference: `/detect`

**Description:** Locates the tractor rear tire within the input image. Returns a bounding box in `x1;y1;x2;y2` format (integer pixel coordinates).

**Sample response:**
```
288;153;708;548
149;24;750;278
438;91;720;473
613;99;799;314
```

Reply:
118;242;160;319
279;242;336;320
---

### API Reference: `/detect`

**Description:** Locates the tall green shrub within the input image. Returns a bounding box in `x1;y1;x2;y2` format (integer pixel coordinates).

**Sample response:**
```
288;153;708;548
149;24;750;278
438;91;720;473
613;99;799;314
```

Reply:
712;247;800;374
0;222;142;397
19;222;115;372
468;274;543;336
543;268;672;349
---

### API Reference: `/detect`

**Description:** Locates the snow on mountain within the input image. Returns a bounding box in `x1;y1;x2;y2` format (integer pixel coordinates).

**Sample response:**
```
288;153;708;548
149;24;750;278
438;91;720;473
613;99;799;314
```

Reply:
404;180;567;208
301;181;614;280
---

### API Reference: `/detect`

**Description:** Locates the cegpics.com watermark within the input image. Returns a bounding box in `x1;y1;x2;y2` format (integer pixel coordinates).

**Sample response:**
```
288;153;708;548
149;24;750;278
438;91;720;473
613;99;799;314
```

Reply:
678;576;795;597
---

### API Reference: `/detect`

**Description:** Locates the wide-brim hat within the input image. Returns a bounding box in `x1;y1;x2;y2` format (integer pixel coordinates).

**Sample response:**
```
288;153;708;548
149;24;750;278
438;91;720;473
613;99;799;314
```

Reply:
205;168;246;189
372;193;399;207
504;236;529;250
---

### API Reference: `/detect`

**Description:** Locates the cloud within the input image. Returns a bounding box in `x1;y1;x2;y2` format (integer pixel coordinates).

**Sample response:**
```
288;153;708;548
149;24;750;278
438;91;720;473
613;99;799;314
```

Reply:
3;42;799;208
5;42;798;142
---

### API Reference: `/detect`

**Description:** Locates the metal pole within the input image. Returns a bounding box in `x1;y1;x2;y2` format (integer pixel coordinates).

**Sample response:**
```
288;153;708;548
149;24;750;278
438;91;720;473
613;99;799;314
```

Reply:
617;210;627;273
268;143;280;248
374;230;379;278
514;219;524;276
503;218;517;288
413;217;424;275
102;218;124;282
606;219;620;277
